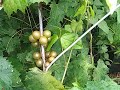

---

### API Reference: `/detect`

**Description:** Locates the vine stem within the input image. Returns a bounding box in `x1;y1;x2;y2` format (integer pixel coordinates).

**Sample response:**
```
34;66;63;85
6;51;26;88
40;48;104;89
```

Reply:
38;3;45;71
46;4;120;71
26;8;32;29
28;7;37;28
61;50;73;83
6;28;31;51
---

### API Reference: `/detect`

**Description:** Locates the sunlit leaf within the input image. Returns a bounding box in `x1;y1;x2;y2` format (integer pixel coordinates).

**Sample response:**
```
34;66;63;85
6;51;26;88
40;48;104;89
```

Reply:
98;20;109;34
106;0;117;14
74;0;87;17
60;33;83;50
3;0;28;16
25;67;65;90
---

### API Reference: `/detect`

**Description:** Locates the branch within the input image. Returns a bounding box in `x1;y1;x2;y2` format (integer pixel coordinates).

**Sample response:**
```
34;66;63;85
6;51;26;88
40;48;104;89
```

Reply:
61;50;72;83
46;4;120;71
38;3;46;71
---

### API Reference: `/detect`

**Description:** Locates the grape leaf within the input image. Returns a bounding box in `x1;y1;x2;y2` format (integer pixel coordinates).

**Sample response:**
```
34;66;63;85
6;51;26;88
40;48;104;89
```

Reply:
85;78;120;90
46;0;80;29
64;48;93;87
98;20;109;34
0;11;21;53
65;20;83;33
28;0;50;4
3;0;50;16
0;56;22;89
0;56;13;90
25;67;65;90
3;0;28;16
60;33;83;49
50;56;65;81
0;11;20;36
8;56;23;72
93;59;109;81
70;20;83;33
1;36;20;53
17;51;30;63
11;69;22;87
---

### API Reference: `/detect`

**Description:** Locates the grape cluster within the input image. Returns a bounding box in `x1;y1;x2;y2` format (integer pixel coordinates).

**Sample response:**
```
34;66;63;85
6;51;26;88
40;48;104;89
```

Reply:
29;30;57;68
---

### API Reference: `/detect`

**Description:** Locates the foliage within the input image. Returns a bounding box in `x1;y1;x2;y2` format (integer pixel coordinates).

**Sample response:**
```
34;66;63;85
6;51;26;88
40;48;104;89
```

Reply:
60;33;83;49
0;0;120;90
85;79;120;90
64;48;93;87
3;0;50;16
0;56;22;90
25;67;64;90
85;60;120;90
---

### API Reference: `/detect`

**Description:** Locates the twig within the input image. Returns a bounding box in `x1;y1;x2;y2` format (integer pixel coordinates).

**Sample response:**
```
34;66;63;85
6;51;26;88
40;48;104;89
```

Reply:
26;8;32;29
61;50;72;83
6;28;31;51
46;4;120;71
89;32;94;65
28;7;37;28
10;16;31;27
38;3;46;71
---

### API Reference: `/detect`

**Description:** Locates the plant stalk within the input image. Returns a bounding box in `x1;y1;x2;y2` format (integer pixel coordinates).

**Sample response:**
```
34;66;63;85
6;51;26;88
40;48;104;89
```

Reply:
61;50;73;83
38;3;45;71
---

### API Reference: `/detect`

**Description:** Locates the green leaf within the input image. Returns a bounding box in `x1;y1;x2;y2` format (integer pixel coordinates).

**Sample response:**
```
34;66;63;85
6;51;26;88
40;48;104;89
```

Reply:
28;0;50;4
98;20;109;34
0;56;13;90
106;0;117;14
117;9;120;23
107;31;113;44
89;6;95;18
1;36;20;53
8;55;24;72
115;47;120;57
85;78;120;90
74;1;87;17
93;59;109;81
11;69;22;87
25;67;65;90
111;23;120;45
69;87;81;90
71;20;83;33
25;51;34;62
94;0;103;6
68;82;84;90
17;51;28;63
60;33;83;49
65;20;83;33
3;0;28;16
65;25;72;32
64;48;93;87
46;0;79;29
99;45;108;53
46;34;58;51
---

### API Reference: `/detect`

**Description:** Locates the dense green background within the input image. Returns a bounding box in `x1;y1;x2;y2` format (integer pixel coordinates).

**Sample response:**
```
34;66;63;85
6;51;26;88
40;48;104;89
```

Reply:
0;0;120;90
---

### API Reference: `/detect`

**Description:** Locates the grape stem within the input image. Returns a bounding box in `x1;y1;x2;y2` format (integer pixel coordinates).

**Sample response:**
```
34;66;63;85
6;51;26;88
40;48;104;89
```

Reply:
38;3;46;71
46;4;120;71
